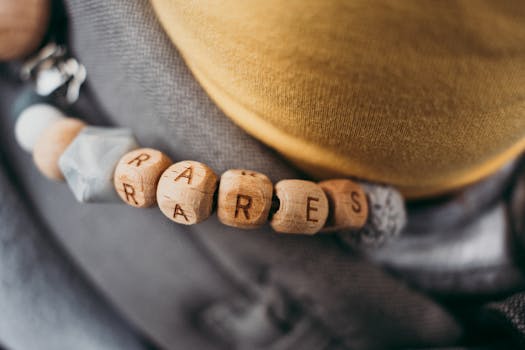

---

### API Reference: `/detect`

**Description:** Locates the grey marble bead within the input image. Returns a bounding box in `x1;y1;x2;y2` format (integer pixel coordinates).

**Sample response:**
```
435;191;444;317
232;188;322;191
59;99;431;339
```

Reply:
59;126;139;203
339;183;406;248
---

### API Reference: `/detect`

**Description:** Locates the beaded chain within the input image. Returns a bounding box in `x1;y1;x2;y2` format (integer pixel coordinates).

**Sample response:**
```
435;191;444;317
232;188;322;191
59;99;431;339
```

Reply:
14;104;406;239
11;45;406;239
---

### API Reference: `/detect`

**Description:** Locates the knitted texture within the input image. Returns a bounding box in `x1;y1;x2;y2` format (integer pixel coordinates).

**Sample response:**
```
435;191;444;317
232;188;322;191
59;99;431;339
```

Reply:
151;0;525;198
340;184;406;248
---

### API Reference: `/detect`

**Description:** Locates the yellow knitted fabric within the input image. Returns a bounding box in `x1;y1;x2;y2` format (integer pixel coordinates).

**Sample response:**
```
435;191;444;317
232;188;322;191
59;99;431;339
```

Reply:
150;0;525;198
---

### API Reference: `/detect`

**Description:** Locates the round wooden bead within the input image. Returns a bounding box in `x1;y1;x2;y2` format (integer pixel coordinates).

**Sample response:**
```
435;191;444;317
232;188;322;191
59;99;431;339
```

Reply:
0;0;50;60
33;118;86;180
157;160;218;225
319;179;368;232
114;148;173;208
270;180;329;235
217;169;273;229
15;104;66;153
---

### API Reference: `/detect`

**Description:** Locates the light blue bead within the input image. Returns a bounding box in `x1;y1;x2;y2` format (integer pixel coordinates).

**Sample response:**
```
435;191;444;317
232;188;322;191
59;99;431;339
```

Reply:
59;126;139;202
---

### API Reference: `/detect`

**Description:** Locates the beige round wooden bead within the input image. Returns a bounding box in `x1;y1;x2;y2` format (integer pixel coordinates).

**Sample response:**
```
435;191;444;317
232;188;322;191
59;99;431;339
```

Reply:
157;160;218;225
33;118;86;181
270;180;329;235
114;148;173;208
0;0;50;60
319;179;369;232
217;169;273;229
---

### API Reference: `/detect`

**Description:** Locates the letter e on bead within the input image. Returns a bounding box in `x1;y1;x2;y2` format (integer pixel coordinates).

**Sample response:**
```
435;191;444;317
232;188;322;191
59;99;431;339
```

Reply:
306;196;319;222
271;180;328;234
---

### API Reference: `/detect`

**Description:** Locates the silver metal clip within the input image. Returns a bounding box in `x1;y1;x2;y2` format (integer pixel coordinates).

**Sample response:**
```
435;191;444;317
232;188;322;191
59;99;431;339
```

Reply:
20;42;87;104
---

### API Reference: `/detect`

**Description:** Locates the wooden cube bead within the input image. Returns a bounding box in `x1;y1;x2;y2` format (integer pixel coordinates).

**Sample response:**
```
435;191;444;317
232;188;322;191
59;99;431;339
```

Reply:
157;161;218;225
114;148;173;208
0;0;50;60
217;169;273;229
270;180;329;235
319;179;368;232
33;118;86;181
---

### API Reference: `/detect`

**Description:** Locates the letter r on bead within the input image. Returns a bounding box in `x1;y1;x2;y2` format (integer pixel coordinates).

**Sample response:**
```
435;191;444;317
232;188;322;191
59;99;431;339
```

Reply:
234;194;252;219
127;153;150;167
122;183;138;205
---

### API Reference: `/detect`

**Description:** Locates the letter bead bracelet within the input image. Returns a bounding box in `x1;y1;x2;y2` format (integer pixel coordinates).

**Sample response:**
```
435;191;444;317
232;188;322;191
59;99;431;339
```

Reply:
11;44;406;243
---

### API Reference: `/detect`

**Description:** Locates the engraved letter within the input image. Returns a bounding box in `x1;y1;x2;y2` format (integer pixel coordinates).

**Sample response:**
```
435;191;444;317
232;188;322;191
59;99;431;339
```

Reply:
122;183;138;205
350;191;362;213
127;153;150;167
175;166;193;184
234;194;252;220
306;196;319;222
173;204;189;222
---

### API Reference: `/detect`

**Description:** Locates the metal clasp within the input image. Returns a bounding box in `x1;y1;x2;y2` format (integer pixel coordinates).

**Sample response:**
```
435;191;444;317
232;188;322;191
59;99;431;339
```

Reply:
21;43;87;104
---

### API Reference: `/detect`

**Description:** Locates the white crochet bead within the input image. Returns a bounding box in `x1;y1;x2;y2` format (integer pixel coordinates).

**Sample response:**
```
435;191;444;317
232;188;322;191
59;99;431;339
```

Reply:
59;126;138;203
15;104;65;152
339;184;406;248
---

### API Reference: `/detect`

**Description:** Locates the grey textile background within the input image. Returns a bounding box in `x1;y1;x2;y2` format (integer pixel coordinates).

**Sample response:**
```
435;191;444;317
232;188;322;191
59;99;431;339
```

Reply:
0;82;151;349
0;0;524;348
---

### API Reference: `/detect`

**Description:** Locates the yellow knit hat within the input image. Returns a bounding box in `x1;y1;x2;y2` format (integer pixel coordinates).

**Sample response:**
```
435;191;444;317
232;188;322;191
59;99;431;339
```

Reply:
151;0;525;198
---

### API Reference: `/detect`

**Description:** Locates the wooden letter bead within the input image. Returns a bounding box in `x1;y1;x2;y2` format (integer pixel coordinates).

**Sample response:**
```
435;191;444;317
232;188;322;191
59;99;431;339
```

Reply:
114;148;173;208
0;0;50;60
15;104;66;153
319;179;368;232
33;118;86;181
157;161;218;225
217;169;273;229
270;180;329;235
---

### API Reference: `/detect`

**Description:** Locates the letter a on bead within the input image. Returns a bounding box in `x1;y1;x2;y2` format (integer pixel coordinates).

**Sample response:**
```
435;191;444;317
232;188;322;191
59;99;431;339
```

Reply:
173;204;189;222
174;166;193;184
157;161;218;225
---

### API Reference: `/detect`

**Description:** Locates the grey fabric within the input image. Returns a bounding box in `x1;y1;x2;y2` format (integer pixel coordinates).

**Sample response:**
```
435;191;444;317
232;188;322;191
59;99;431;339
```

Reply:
370;203;524;294
1;78;239;350
0;77;463;349
1;0;524;348
483;292;525;346
0;99;151;349
60;0;463;347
